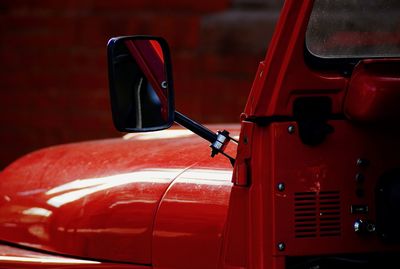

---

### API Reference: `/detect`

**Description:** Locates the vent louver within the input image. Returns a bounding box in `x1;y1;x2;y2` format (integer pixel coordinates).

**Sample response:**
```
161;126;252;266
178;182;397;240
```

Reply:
294;191;341;238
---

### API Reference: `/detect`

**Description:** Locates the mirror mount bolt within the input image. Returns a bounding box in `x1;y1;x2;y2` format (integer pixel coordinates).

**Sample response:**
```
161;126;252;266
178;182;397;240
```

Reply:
174;112;237;167
211;130;230;157
211;130;237;166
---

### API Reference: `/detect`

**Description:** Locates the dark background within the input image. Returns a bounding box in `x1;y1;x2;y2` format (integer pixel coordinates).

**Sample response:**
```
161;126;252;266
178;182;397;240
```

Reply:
0;0;281;168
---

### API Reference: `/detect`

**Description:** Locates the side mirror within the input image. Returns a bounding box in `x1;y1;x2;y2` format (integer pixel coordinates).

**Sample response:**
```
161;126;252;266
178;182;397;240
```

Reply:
107;36;174;132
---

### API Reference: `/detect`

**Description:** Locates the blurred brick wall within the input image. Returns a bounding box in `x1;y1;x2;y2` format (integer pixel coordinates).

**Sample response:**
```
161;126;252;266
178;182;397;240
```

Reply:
0;0;281;168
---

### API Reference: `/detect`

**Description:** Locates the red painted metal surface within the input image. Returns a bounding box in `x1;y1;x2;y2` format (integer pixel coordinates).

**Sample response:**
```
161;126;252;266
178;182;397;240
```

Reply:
271;121;400;255
2;0;400;268
0;244;146;269
344;59;400;122
244;0;347;118
224;121;400;269
0;126;238;266
153;168;232;269
224;1;400;268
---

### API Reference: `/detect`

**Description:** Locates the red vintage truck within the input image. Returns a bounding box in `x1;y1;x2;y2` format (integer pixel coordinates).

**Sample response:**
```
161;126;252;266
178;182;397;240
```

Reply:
0;0;400;268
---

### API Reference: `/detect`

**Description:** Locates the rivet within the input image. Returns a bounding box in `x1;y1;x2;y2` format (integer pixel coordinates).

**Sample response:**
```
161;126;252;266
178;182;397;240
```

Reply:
356;158;369;167
277;183;285;192
367;223;376;233
355;173;365;183
288;125;295;134
161;81;168;89
277;242;285;251
353;219;362;233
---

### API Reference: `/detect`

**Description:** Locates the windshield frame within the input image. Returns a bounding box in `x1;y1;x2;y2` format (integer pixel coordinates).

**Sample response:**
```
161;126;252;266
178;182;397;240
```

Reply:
304;0;400;73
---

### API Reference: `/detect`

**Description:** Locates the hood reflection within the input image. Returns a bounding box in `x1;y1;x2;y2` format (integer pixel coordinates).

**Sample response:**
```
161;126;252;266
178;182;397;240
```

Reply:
176;169;232;186
46;168;183;208
123;129;194;140
0;256;100;264
22;207;52;217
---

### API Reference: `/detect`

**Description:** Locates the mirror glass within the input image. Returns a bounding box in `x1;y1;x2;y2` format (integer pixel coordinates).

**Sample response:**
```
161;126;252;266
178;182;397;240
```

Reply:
108;36;174;132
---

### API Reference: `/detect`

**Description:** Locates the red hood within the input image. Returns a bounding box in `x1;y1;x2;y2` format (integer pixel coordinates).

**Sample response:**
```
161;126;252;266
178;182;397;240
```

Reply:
0;126;238;265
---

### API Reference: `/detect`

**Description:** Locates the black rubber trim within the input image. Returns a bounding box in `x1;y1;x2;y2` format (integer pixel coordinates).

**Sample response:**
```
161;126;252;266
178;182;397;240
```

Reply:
303;43;360;76
246;114;345;126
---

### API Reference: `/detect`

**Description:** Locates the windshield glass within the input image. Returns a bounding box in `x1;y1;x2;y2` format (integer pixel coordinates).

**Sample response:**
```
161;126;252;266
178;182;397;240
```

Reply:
306;0;400;58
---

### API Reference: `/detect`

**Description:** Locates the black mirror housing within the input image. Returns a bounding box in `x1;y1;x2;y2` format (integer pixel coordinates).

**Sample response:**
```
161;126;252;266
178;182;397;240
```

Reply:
107;35;175;132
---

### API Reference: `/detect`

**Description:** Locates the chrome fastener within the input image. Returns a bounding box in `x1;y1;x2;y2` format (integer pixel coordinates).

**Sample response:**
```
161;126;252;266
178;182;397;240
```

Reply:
277;183;285;192
277;242;285;251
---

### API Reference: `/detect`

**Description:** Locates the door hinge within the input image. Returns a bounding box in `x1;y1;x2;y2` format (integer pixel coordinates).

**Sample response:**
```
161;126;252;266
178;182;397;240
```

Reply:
232;121;254;186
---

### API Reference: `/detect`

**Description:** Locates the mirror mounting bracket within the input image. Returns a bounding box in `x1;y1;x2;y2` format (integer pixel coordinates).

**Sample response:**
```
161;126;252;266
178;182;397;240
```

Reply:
174;111;237;166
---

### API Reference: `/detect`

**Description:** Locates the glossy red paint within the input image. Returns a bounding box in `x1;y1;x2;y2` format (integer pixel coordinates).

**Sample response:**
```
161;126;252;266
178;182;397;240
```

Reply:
0;244;148;269
244;0;347;118
344;59;400;122
271;121;400;254
0;126;238;266
153;168;232;269
224;0;400;268
2;0;400;268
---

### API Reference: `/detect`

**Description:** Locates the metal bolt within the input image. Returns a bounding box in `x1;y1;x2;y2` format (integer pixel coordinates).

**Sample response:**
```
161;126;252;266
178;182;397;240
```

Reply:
353;219;362;233
353;219;376;234
277;183;285;192
356;158;369;167
288;125;295;134
277;242;285;251
161;81;168;89
367;223;376;233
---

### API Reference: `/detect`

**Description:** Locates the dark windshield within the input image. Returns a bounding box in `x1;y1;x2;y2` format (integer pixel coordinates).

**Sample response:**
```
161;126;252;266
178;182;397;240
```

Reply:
306;0;400;59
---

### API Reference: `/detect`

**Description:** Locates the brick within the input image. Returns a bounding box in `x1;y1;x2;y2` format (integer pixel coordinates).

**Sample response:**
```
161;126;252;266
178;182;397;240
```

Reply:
0;15;76;34
92;0;230;13
0;89;110;115
198;54;261;77
173;53;258;90
1;29;77;49
0;107;113;132
200;10;279;55
175;75;251;123
142;15;201;50
233;0;283;8
75;14;201;50
0;72;65;90
0;0;230;12
0;69;109;91
1;48;106;74
0;15;78;48
0;0;93;14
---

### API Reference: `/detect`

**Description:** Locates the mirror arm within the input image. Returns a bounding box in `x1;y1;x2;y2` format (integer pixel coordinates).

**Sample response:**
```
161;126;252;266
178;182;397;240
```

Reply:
175;111;217;143
174;111;236;166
